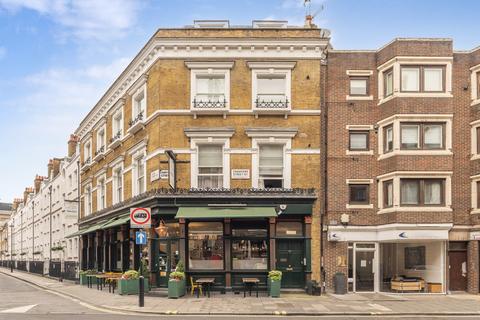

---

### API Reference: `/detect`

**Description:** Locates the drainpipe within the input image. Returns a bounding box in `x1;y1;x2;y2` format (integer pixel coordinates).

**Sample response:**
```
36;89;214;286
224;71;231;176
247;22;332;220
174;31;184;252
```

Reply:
320;53;329;295
32;201;35;261
49;185;52;263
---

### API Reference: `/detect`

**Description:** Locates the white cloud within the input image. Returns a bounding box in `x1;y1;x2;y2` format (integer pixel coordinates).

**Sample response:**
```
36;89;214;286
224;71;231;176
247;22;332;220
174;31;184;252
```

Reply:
0;0;141;41
0;46;6;60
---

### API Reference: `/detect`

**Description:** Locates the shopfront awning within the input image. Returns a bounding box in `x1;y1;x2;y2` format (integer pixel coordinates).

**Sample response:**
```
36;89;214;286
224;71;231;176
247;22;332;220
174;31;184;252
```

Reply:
66;223;104;238
66;217;123;238
175;206;277;219
101;214;130;229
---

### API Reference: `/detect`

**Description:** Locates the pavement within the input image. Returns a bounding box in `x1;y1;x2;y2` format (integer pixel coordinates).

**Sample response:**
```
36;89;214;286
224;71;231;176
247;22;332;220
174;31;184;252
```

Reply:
2;267;480;317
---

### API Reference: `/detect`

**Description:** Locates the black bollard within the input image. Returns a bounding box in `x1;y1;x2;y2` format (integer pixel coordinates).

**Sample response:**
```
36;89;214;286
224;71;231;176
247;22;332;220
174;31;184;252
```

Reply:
10;261;13;273
139;276;144;307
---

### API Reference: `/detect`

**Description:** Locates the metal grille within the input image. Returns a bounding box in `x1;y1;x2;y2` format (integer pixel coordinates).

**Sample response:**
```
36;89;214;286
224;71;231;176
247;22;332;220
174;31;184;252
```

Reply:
49;261;62;278
64;261;79;281
193;99;227;109
29;261;44;275
255;98;289;109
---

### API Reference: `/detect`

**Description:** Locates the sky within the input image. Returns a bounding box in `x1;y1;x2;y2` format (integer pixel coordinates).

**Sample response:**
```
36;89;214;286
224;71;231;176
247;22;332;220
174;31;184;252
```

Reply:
0;0;479;202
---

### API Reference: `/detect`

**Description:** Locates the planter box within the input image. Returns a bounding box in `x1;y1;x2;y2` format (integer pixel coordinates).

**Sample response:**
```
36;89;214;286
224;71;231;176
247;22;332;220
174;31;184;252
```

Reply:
79;274;97;286
168;279;186;299
118;278;150;295
269;280;281;298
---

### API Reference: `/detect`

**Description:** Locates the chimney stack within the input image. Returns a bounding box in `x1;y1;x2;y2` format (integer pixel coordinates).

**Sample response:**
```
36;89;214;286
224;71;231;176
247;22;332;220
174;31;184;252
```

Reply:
34;175;45;193
48;159;54;179
23;187;34;204
68;134;79;157
304;15;317;29
52;158;62;177
12;198;23;211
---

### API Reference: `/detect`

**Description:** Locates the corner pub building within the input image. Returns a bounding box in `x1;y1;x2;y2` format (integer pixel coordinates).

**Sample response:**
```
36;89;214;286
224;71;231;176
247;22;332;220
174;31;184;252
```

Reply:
73;20;328;291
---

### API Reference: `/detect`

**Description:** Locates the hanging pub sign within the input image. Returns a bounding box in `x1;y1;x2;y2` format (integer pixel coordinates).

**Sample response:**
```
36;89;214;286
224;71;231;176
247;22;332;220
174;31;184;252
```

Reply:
165;150;176;190
130;207;151;229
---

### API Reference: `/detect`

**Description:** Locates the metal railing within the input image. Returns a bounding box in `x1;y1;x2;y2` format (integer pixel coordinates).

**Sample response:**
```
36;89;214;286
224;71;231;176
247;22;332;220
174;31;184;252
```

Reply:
129;111;144;127
95;145;105;156
255;95;289;109
109;130;122;143
192;97;227;109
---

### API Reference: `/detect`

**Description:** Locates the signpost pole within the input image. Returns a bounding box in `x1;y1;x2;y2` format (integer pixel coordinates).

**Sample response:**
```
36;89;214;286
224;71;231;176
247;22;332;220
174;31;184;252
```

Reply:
139;243;144;307
130;207;150;308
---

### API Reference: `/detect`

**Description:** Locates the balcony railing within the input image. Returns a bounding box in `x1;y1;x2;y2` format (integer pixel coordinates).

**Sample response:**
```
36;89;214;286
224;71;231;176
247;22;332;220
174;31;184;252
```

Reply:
255;95;289;109
81;157;91;168
95;145;105;156
109;130;121;144
192;94;227;109
129;111;144;127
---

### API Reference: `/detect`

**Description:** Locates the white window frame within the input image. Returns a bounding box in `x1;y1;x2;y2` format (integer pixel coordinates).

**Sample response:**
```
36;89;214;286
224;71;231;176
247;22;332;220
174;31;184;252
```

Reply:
112;163;124;205
96;174;106;211
185;61;233;113
132;149;147;197
377;114;453;160
83;138;92;164
346;179;374;209
471;64;480;106
377;171;452;214
471;174;480;214
83;184;92;217
246;128;297;189
185;128;234;189
377;56;453;105
346;125;374;155
96;124;106;153
346;70;374;101
196;144;225;189
248;61;295;112
112;108;124;139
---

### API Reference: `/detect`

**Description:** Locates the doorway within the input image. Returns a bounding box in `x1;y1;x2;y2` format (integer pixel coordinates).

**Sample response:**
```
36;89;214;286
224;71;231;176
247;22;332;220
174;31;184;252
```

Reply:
348;243;377;292
154;239;180;287
276;239;305;288
448;242;467;291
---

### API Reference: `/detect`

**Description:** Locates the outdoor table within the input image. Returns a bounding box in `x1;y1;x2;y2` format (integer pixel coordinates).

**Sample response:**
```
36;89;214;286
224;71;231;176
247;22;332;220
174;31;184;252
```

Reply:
95;274;108;290
242;278;260;298
106;275;122;294
195;278;215;298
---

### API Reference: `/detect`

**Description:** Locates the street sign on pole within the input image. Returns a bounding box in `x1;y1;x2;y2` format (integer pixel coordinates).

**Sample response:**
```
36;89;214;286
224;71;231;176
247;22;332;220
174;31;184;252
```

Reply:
135;230;147;245
130;208;151;229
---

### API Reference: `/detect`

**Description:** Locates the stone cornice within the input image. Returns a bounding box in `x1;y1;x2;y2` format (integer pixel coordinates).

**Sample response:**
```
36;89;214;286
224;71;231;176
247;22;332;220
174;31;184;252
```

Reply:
74;35;329;140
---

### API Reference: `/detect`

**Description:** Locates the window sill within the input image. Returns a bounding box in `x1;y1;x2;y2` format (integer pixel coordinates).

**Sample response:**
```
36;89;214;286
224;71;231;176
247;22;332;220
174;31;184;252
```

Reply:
127;121;145;135
108;138;122;150
190;107;229;119
378;92;453;105
346;150;374;156
378;149;453;160
346;204;374;209
471;99;480;107
346;95;374;101
377;206;452;214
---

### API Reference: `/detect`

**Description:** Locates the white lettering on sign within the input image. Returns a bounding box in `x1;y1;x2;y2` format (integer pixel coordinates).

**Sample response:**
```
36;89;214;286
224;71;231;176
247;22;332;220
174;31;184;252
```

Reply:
130;207;151;229
150;169;160;182
160;170;169;179
231;169;250;179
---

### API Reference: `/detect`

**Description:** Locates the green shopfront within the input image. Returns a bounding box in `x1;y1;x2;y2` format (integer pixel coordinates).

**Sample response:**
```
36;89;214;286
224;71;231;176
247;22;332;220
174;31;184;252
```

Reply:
76;190;316;291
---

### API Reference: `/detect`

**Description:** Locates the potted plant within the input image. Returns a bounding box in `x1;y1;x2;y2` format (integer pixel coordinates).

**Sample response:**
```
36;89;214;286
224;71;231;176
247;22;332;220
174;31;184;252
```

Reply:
168;261;186;299
79;269;97;286
268;270;282;298
117;269;150;295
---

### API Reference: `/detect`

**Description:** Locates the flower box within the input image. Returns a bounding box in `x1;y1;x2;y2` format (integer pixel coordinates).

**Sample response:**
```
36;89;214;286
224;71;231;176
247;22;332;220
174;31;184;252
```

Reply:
168;279;186;299
117;278;149;295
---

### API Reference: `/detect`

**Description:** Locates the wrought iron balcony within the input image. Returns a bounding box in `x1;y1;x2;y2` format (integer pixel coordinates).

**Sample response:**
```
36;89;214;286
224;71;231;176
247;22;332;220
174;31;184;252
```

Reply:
95;145;105;156
192;97;227;109
129;111;144;127
255;96;289;109
109;130;121;143
81;157;91;170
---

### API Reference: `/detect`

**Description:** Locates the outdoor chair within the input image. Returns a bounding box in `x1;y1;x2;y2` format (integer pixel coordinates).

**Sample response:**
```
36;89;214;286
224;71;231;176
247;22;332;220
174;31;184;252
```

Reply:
190;276;203;296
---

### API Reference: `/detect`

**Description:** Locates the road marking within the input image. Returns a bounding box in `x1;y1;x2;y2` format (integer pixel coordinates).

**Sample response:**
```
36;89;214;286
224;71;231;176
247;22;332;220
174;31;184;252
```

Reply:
0;304;37;313
368;303;392;311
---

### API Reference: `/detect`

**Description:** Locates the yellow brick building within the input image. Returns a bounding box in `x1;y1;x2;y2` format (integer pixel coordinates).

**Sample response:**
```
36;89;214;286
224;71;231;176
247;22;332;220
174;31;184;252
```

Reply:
74;20;329;290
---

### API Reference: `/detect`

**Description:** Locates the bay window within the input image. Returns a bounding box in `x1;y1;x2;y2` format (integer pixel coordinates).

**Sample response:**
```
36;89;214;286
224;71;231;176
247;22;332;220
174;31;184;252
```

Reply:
188;222;223;270
400;123;444;150
197;145;223;189
401;66;445;93
384;125;393;153
400;178;444;206
384;68;393;97
231;221;268;270
384;180;393;208
258;144;284;188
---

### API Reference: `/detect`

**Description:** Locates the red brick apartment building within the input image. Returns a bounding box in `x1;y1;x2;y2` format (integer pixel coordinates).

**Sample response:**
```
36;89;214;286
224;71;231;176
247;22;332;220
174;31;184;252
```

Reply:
323;38;480;294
